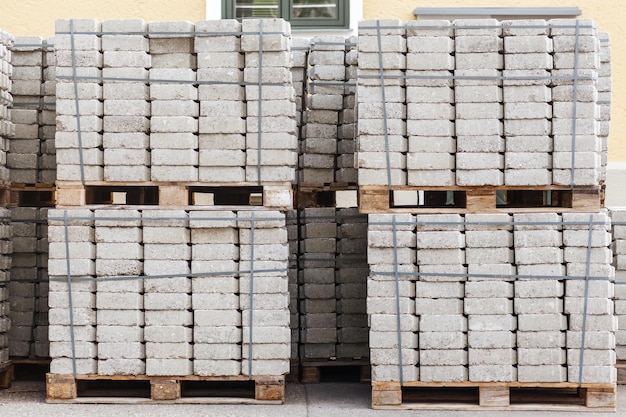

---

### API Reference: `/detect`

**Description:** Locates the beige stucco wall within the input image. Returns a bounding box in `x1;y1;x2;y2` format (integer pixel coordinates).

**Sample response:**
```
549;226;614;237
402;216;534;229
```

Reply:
0;0;206;36
364;0;626;163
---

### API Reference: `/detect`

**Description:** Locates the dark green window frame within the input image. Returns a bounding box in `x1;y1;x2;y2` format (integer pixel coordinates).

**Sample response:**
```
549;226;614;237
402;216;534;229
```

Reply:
222;0;350;29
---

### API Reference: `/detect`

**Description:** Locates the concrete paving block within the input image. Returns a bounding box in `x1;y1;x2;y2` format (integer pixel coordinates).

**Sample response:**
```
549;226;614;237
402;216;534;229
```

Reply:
97;310;144;327
468;331;516;349
517;348;565;366
102;35;149;51
421;349;467;366
98;342;145;360
144;293;191;310
514;247;564;264
50;358;97;375
465;298;513;315
467;315;517;332
517;365;567;382
465;281;513;298
146;358;193;376
552;84;598;102
456;52;503;70
144;326;192;344
419;365;467;382
567;330;615;350
454;18;501;36
567;365;616;384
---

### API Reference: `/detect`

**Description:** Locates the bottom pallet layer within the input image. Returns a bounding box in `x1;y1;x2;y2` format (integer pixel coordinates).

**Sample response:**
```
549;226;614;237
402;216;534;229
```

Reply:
46;373;285;404
0;361;13;389
372;381;616;412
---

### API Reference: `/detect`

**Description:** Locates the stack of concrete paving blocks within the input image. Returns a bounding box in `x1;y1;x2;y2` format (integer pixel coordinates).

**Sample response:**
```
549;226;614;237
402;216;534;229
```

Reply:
367;214;418;382
414;214;467;382
9;207;49;358
285;209;299;366
149;21;198;182
48;208;96;374
102;20;150;182
335;208;368;359
465;213;516;382
238;210;290;376
357;19;608;190
563;212;615;383
598;32;611;184
502;20;552;186
336;37;358;184
9;36;45;184
404;21;453;187
610;209;626;361
191;211;239;376
54;19;102;182
0;30;12;183
0;208;11;365
290;37;309;138
195;20;246;183
144;209;191;376
39;38;56;184
551;19;601;187
356;20;406;186
47;208;290;378
300;36;344;184
241;19;297;184
513;213;566;382
367;211;615;384
299;207;337;359
455;20;503;186
94;209;143;375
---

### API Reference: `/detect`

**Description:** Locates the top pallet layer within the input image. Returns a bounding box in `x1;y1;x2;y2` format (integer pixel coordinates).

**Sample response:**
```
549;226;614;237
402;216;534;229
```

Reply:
356;19;611;190
53;18;297;187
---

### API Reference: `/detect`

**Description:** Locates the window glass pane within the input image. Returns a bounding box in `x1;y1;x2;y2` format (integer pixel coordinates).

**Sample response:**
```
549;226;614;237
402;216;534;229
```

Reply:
292;0;338;19
235;0;280;18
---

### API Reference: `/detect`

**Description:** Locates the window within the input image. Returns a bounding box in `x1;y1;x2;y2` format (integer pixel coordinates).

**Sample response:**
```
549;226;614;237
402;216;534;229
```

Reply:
222;0;350;29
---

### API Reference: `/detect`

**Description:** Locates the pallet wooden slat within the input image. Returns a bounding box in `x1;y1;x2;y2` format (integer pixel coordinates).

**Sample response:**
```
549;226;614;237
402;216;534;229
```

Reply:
45;373;285;404
358;186;602;214
372;381;616;411
0;361;13;389
54;181;294;209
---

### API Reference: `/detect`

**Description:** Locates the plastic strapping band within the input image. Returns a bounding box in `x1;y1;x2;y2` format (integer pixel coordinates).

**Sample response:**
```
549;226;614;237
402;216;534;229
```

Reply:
376;20;392;191
248;211;256;378
570;20;581;189
70;20;86;186
63;210;78;379
256;21;264;186
392;215;404;385
578;214;595;387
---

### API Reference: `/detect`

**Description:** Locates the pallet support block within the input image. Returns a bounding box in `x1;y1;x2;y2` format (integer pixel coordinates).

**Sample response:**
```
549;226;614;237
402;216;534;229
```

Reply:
585;386;616;408
159;186;187;206
0;362;13;389
55;187;86;206
372;381;402;407
254;377;285;402
263;186;293;210
479;385;510;407
301;366;321;384
151;379;181;401
46;373;77;400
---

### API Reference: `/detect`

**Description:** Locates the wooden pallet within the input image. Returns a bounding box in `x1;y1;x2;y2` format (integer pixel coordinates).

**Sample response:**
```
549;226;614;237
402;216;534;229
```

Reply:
0;361;13;389
46;373;285;404
359;185;602;214
296;183;358;209
372;381;616;411
301;358;370;384
55;181;294;209
9;183;55;207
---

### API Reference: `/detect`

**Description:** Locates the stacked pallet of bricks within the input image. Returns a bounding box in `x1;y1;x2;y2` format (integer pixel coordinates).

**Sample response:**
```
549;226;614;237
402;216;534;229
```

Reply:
8;36;55;185
367;213;616;397
298;207;368;364
46;208;290;380
610;209;626;372
598;32;611;192
356;18;606;191
53;18;296;195
0;30;13;381
300;36;345;185
360;18;616;410
290;37;308;140
8;207;49;359
45;18;296;402
337;37;357;184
